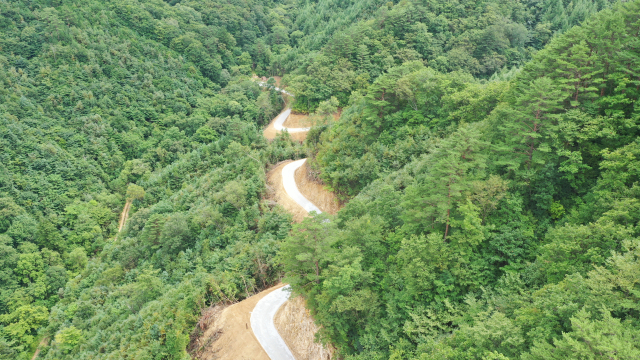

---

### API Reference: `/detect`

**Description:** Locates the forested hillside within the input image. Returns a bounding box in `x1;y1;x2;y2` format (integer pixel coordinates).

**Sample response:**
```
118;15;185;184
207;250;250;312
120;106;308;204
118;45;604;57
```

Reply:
281;1;640;359
282;0;617;112
0;0;301;358
1;0;638;358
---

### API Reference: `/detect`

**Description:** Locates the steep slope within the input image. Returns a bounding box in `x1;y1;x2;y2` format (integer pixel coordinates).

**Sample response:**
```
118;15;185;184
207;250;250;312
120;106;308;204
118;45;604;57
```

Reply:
0;1;304;358
274;296;334;360
192;284;285;360
278;1;640;359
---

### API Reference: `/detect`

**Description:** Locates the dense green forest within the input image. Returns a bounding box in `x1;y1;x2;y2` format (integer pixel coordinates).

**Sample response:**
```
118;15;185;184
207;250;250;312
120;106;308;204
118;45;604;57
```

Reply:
282;0;618;112
282;0;640;359
0;0;301;358
0;0;638;358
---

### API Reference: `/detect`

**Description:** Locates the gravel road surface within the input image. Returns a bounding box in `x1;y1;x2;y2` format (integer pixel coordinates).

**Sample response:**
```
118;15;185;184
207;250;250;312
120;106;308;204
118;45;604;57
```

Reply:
252;83;322;360
282;159;322;214
251;285;296;360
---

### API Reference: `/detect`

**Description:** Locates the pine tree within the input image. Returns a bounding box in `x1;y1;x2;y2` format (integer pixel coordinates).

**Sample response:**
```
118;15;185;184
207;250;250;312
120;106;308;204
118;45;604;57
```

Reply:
497;77;564;180
278;213;337;294
552;38;600;105
544;0;569;32
402;122;488;239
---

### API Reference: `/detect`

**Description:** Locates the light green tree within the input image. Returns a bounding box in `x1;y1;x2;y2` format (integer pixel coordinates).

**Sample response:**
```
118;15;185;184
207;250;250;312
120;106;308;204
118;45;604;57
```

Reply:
54;326;83;354
126;184;145;201
524;308;640;359
278;213;337;295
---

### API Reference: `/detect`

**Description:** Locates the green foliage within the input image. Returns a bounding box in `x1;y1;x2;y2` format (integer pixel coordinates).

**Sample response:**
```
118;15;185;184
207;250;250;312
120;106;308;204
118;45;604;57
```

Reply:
0;0;303;357
282;0;616;113
280;1;640;359
65;247;88;274
401;122;488;237
1;0;637;358
316;96;339;117
0;305;48;352
278;213;337;294
53;326;83;354
126;184;145;201
524;308;640;359
315;62;500;197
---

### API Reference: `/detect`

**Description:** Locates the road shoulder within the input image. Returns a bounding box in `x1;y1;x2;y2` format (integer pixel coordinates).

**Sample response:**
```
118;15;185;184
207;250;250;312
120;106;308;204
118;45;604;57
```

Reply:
191;284;285;360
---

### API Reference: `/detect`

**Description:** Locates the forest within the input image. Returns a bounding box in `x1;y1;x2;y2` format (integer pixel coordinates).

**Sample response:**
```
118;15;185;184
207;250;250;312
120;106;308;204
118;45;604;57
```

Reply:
0;0;301;358
0;0;638;359
283;0;640;359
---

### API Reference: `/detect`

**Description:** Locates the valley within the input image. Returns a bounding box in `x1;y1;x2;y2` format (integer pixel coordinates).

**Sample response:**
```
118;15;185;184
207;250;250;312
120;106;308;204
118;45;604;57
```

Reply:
1;0;640;359
192;87;336;360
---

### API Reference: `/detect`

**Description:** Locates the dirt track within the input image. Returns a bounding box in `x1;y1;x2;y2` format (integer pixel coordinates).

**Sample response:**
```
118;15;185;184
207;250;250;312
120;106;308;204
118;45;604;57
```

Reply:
117;200;132;232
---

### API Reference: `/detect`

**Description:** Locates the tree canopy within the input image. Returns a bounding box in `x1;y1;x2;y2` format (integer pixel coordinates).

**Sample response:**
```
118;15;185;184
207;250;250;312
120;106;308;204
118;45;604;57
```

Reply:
1;0;639;358
280;1;640;359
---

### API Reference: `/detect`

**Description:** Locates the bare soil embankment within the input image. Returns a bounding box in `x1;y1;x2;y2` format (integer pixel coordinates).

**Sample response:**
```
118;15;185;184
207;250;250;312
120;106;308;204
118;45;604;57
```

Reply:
263;110;308;142
294;161;342;215
274;296;334;360
283;113;313;128
191;284;286;360
283;112;340;129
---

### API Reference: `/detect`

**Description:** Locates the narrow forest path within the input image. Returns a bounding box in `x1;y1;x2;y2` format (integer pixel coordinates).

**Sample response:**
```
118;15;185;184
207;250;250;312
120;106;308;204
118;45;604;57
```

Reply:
30;338;48;360
117;200;132;232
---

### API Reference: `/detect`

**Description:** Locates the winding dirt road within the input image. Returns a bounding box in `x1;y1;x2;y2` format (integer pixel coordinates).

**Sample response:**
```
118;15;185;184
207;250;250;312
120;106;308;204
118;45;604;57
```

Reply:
251;285;296;360
252;83;326;359
282;159;322;214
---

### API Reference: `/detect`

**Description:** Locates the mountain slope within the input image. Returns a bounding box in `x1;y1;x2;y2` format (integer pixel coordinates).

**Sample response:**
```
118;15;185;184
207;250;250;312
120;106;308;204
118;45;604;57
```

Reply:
279;1;640;358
